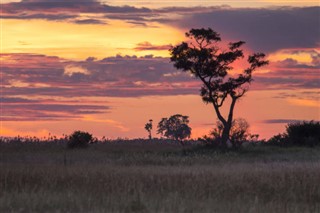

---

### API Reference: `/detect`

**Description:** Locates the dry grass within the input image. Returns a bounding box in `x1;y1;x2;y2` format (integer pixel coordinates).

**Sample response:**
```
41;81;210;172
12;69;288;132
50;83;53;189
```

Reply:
0;140;320;213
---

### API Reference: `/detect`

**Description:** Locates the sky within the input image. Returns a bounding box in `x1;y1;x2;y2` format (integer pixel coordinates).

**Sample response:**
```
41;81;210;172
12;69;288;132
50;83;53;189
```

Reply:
1;0;319;140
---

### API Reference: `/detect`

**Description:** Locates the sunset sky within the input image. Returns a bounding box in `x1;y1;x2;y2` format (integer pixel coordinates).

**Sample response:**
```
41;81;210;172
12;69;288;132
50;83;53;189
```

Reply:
1;0;319;139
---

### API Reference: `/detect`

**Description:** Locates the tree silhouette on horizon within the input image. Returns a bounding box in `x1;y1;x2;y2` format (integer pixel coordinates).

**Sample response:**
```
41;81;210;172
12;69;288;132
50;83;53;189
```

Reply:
157;114;191;146
144;119;153;139
170;28;268;148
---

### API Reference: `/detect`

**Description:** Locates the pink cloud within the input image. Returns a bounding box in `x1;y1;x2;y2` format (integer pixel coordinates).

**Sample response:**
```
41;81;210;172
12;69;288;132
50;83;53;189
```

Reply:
1;52;319;122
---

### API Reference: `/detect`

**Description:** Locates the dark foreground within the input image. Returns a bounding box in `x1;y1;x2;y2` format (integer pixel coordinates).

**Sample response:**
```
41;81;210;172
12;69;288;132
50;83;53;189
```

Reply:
1;140;319;213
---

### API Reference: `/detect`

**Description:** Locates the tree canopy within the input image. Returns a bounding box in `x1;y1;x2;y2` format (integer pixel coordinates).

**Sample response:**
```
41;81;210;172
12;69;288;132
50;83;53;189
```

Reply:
157;114;191;144
170;28;268;148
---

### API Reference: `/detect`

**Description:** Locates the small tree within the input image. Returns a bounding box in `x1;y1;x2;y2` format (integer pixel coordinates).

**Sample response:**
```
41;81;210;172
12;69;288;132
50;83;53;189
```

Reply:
67;130;93;149
144;119;153;139
157;114;192;145
170;28;268;148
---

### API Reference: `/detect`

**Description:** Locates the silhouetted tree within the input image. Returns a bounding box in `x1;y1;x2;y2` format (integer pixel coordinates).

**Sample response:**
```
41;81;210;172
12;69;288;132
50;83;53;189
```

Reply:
157;114;191;146
170;28;268;148
67;130;93;149
144;119;153;139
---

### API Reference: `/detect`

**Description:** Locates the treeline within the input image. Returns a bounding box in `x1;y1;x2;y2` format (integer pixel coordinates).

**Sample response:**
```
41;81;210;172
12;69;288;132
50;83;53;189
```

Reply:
1;120;319;151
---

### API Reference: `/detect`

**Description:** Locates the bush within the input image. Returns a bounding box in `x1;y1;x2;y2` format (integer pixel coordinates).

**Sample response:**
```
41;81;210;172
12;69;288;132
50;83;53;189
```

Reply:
210;118;259;149
67;131;93;149
198;135;222;149
286;121;320;146
267;121;320;147
267;133;288;147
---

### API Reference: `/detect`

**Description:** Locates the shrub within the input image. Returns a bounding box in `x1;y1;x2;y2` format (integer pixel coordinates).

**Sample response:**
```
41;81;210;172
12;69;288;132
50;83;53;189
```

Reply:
267;133;288;147
210;118;259;149
267;121;320;147
67;131;93;149
286;121;320;146
198;135;222;149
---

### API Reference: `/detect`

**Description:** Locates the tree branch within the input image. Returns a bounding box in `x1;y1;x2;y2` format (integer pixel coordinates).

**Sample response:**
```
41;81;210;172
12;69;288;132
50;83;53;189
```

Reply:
235;88;247;98
212;101;227;125
217;92;227;107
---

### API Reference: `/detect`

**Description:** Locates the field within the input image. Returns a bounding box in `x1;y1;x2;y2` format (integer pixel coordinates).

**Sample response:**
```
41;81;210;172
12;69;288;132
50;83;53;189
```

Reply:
1;140;320;213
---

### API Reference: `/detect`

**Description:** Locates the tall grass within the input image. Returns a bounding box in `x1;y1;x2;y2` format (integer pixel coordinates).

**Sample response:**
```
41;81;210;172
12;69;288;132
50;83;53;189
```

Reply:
0;139;319;212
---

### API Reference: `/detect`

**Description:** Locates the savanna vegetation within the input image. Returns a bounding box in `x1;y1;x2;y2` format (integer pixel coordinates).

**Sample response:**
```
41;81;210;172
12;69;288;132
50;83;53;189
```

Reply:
1;28;319;212
1;120;320;213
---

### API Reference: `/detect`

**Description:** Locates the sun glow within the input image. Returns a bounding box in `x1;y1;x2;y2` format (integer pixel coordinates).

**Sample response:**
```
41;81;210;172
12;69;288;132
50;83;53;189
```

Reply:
2;19;183;60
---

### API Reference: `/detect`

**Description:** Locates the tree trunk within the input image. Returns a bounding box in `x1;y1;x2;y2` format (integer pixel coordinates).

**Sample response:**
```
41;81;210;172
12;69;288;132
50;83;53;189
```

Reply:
178;138;185;147
215;97;237;149
221;123;231;149
148;131;152;140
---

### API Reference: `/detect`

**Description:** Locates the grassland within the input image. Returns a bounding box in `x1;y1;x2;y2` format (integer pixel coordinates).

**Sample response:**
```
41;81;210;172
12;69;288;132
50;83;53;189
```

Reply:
0;140;320;213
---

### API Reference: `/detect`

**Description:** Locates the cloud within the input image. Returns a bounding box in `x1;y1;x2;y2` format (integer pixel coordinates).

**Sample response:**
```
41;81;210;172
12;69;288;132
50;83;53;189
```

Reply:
287;99;319;107
252;49;320;90
0;97;38;103
271;90;319;111
0;51;318;122
1;0;152;24
2;1;319;53
2;52;319;100
1;96;110;121
262;119;306;124
3;0;150;13
1;52;319;122
134;42;172;51
72;18;107;25
64;65;91;76
1;53;198;99
170;6;320;53
311;53;320;65
82;115;129;132
254;76;320;90
0;13;77;21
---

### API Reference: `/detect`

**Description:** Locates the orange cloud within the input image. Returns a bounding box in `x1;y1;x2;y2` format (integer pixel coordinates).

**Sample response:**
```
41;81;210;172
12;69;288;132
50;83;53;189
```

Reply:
288;99;320;108
2;19;183;59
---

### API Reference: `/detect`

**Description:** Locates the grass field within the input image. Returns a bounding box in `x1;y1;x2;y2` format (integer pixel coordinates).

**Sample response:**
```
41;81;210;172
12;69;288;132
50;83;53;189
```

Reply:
1;140;320;213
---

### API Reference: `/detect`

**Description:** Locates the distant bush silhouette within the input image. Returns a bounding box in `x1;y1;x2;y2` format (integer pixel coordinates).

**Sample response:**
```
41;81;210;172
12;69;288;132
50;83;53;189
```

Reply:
267;133;288;147
157;114;191;146
210;118;259;148
201;118;259;150
268;121;320;147
198;135;222;150
67;131;93;149
286;121;320;146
